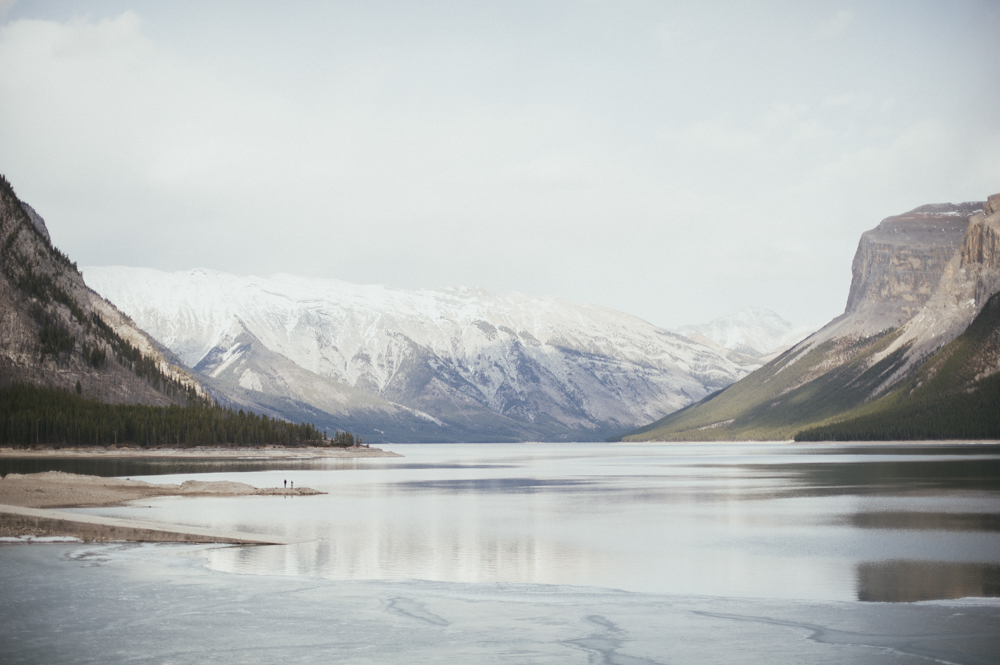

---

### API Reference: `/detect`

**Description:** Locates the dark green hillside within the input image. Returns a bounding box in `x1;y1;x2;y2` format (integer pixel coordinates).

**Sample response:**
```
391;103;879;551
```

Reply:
0;383;323;447
621;328;912;441
797;293;1000;441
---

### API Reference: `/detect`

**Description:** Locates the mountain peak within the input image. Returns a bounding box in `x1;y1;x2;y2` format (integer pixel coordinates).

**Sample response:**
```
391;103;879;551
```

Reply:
675;307;813;358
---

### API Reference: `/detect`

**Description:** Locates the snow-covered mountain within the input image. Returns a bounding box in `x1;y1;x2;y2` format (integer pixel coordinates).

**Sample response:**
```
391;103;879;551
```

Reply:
675;308;814;360
83;267;758;442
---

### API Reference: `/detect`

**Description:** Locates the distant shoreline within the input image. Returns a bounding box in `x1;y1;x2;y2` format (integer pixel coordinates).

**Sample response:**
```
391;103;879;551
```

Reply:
614;439;1000;445
0;445;403;459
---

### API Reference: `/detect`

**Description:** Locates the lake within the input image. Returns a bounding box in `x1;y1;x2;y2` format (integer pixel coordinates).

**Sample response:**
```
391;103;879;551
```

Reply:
26;442;1000;602
3;442;1000;664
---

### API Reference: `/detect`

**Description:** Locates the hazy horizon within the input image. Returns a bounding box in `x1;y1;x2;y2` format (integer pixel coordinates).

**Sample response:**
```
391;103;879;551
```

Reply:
2;0;998;330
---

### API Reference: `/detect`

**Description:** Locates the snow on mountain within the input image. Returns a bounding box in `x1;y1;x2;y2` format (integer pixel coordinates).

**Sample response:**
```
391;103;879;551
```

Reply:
83;266;757;441
675;307;814;359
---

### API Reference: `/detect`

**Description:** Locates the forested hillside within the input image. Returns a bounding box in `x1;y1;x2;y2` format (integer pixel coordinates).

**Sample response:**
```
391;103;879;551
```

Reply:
0;173;201;405
1;172;328;447
0;384;322;447
796;291;1000;440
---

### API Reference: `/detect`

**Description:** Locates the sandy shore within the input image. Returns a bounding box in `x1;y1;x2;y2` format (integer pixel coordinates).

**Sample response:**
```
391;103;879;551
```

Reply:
0;471;324;509
0;445;402;459
0;471;325;542
0;504;298;545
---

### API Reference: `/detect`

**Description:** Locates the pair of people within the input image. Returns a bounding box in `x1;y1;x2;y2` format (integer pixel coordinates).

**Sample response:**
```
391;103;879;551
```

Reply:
283;479;294;489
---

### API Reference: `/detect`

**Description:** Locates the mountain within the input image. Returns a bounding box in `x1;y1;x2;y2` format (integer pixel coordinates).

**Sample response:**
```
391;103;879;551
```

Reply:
675;308;814;360
622;196;1000;441
0;175;203;407
83;268;757;442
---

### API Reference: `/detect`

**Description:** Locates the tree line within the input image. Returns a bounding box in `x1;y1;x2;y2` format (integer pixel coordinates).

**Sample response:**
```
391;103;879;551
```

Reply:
1;383;327;448
329;430;365;447
795;373;1000;441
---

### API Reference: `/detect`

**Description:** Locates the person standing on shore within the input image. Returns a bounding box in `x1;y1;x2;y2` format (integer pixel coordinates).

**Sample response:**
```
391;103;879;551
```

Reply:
284;479;287;488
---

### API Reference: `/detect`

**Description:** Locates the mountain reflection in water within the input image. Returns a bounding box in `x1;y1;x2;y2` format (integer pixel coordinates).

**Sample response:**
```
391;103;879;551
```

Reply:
50;443;1000;603
857;560;1000;602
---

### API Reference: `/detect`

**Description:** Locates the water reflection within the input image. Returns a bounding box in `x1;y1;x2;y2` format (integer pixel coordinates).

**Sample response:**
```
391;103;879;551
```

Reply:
394;477;598;493
205;531;613;586
0;456;399;478
799;444;1000;457
856;560;1000;602
58;443;1000;602
731;458;1000;496
847;512;1000;532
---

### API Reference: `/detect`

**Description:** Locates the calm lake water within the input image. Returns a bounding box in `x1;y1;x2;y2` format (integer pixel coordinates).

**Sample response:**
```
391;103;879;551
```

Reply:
48;442;1000;603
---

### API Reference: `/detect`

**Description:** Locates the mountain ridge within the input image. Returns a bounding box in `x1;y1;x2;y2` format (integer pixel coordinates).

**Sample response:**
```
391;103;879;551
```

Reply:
84;266;765;442
0;175;204;408
622;196;1000;442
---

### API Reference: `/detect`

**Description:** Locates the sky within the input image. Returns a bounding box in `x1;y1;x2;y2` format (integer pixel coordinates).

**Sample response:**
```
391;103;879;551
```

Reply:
1;1;998;330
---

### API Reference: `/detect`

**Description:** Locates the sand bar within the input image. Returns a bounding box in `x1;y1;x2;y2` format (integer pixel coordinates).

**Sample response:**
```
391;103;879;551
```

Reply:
0;471;324;543
0;471;323;509
0;504;297;545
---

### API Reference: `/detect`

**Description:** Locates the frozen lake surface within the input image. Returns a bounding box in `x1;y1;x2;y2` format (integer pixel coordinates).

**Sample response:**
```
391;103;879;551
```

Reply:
3;442;1000;662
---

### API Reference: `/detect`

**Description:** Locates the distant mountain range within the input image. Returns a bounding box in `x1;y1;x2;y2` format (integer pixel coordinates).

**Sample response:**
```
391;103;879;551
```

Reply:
623;196;1000;441
25;157;986;445
83;268;797;442
675;308;814;361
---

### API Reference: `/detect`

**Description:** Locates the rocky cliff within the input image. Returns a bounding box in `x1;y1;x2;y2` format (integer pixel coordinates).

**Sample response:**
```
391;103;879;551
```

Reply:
0;174;203;406
843;203;980;334
623;193;1000;441
961;196;1000;305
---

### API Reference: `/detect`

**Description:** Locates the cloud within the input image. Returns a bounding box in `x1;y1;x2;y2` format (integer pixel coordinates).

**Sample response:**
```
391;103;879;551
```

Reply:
822;94;861;107
656;103;834;161
0;4;996;331
0;0;17;19
654;21;676;43
818;10;854;39
518;156;591;191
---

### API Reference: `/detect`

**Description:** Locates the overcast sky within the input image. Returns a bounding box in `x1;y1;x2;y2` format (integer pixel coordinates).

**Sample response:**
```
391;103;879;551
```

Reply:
1;1;997;329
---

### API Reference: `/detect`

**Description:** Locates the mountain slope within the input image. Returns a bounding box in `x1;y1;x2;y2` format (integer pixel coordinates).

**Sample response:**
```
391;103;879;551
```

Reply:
622;196;1000;441
83;267;756;442
797;289;1000;440
0;174;203;406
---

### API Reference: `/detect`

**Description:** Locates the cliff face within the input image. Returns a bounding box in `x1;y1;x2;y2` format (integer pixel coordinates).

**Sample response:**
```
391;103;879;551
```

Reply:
960;199;1000;305
0;174;202;405
844;203;980;333
623;193;1000;442
868;197;1000;377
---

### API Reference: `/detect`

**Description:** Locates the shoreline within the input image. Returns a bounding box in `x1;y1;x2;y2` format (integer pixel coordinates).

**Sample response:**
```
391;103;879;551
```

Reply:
0;445;403;459
0;471;326;509
0;471;325;542
0;504;297;545
615;439;1000;445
